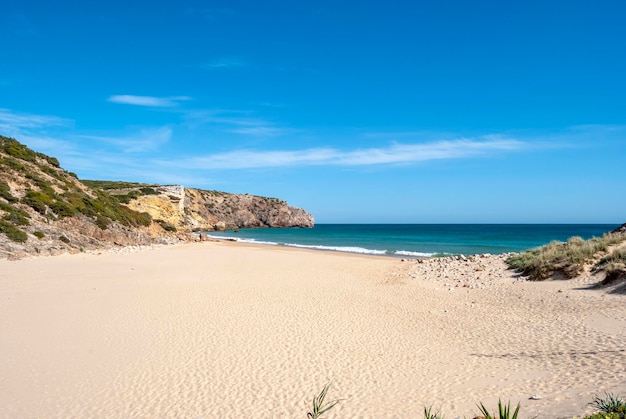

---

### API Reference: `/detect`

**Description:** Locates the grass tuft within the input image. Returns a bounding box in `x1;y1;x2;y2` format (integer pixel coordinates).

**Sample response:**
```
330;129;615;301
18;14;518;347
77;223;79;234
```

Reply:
589;392;626;415
424;405;445;419
306;383;342;419
476;400;520;419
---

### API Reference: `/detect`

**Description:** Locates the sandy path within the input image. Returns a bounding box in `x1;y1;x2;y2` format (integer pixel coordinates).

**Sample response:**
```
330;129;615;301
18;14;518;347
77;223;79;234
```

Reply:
0;242;624;418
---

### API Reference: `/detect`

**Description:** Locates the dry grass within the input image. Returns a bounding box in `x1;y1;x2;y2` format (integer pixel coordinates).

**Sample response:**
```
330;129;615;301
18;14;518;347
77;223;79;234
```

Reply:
506;233;626;281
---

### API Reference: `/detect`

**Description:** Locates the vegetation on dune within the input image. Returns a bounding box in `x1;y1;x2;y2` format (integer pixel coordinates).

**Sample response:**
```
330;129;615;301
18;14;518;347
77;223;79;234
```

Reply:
0;135;154;243
506;233;626;281
593;248;626;284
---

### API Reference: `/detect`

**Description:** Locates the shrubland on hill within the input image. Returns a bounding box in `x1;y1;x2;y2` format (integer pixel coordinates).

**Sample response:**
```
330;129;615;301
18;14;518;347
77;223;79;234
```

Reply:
0;135;314;259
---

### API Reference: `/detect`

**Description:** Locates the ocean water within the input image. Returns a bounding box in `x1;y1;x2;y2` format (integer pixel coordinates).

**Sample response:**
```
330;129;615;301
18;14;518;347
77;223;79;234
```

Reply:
203;224;619;257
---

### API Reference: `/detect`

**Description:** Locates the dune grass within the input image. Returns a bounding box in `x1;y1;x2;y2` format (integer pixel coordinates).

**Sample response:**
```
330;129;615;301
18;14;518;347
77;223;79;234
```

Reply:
506;233;626;281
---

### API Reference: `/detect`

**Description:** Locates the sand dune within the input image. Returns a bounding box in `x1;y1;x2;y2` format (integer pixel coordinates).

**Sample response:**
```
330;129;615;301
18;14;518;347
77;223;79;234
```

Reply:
1;242;625;418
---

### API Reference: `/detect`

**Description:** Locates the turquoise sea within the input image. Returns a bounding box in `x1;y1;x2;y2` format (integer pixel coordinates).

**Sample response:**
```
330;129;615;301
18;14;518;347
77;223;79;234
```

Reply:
203;224;619;257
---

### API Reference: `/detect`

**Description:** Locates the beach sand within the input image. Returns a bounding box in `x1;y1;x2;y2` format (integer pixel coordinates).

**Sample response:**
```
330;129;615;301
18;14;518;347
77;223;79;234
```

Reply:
0;242;625;418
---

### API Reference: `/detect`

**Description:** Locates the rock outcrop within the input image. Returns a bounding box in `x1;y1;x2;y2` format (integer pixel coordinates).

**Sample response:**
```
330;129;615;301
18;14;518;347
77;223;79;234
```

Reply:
612;223;626;234
127;186;314;232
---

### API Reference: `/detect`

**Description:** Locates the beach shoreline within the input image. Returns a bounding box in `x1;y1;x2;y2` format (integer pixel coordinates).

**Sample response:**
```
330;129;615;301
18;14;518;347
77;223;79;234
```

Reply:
1;240;624;418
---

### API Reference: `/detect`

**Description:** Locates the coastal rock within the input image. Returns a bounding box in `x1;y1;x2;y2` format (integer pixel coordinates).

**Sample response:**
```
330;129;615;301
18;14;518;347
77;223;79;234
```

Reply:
612;223;626;234
128;187;314;232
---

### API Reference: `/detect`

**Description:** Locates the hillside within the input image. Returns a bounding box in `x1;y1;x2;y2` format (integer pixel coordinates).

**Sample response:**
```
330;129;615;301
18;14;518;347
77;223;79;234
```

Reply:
84;181;314;232
0;135;313;259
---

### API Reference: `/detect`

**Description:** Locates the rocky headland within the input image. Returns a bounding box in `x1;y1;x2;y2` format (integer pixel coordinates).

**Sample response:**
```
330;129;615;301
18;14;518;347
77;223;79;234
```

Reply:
0;135;314;259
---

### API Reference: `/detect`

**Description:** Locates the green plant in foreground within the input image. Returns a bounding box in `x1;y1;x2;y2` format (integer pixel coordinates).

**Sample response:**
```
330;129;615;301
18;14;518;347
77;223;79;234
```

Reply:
477;400;520;419
590;392;626;415
424;405;445;419
306;383;342;419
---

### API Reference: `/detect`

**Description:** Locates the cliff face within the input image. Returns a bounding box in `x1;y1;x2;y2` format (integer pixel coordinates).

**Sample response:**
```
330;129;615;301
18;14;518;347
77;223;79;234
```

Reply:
0;135;314;259
127;186;314;232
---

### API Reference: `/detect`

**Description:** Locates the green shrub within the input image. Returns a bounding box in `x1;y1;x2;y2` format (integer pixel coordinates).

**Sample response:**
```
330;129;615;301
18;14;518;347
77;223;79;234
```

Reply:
0;136;38;163
0;220;28;243
0;202;31;226
582;413;623;419
95;215;111;230
156;219;177;232
58;235;70;244
3;211;30;226
82;180;145;189
0;156;26;172
48;200;76;218
33;231;45;239
21;190;54;215
115;190;140;204
0;180;17;202
139;187;158;195
45;156;60;167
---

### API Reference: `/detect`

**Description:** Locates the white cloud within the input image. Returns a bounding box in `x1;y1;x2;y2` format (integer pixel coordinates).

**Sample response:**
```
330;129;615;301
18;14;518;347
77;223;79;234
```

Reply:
0;108;70;132
230;126;292;136
202;58;246;69
166;137;525;170
78;127;173;153
107;95;191;107
183;110;290;136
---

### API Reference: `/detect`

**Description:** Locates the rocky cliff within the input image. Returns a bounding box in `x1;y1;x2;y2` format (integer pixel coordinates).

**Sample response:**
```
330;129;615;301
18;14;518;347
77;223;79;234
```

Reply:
123;186;314;232
0;135;314;259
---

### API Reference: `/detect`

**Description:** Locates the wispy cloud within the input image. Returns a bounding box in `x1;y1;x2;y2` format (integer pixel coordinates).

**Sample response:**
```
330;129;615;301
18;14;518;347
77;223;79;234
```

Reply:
184;110;290;137
0;108;80;166
107;95;191;107
202;58;246;69
78;127;173;153
164;137;525;170
0;108;70;132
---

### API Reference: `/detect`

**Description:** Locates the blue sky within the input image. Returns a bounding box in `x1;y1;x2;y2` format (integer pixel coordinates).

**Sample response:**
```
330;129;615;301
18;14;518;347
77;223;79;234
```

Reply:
1;0;625;223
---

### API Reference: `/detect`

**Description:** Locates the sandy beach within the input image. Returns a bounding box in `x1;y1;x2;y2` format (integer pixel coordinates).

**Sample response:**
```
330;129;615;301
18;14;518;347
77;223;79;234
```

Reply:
1;242;625;419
